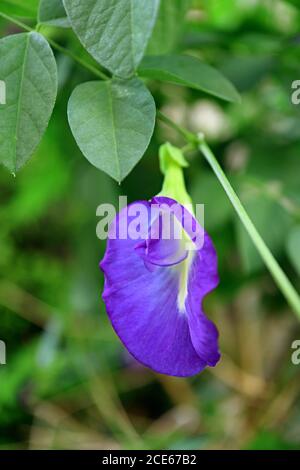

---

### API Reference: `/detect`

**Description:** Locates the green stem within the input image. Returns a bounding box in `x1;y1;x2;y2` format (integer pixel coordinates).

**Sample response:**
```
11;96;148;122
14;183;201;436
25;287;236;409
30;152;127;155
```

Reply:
0;11;32;32
199;140;300;318
157;111;197;143
2;10;300;318
158;111;300;318
46;37;109;80
0;11;109;81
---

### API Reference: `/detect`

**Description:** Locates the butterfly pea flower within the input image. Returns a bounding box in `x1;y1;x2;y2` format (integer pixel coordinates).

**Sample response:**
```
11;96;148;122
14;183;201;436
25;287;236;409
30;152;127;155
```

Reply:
100;143;220;377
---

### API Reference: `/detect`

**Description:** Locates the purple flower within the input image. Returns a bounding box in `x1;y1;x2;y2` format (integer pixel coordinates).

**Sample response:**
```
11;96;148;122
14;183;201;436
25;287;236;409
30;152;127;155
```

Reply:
100;195;220;377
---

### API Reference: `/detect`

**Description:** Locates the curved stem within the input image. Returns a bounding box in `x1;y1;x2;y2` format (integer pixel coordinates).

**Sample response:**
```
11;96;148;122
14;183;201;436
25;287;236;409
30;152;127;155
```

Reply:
157;111;300;317
0;11;109;81
199;140;300;318
157;111;197;143
46;37;109;80
2;10;300;318
0;11;32;32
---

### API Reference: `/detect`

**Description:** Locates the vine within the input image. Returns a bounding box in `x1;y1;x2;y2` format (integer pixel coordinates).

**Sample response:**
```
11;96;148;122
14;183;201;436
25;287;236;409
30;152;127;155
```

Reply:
0;1;299;319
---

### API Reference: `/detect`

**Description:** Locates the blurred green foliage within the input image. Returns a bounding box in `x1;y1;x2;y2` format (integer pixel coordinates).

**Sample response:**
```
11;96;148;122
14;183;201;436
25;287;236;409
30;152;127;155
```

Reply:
0;0;300;450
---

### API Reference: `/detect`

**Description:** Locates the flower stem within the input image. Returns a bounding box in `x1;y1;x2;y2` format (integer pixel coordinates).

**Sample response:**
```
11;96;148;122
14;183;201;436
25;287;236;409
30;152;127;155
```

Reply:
0;11;109;81
199;140;300;318
2;9;300;318
157;112;300;317
157;111;197;143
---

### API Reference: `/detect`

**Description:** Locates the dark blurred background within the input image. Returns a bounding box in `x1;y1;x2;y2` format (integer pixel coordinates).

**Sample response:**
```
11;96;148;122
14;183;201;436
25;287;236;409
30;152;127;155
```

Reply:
1;0;300;450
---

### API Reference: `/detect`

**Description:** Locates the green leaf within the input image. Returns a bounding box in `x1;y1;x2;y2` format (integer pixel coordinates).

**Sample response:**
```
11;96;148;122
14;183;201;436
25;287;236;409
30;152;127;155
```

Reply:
147;0;191;55
63;0;160;78
0;32;58;174
139;55;241;103
38;0;69;28
67;78;156;182
0;0;39;18
286;226;300;277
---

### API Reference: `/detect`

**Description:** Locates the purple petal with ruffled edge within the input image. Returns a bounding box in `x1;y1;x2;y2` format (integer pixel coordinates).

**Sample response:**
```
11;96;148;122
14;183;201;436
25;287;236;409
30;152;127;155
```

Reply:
100;197;220;377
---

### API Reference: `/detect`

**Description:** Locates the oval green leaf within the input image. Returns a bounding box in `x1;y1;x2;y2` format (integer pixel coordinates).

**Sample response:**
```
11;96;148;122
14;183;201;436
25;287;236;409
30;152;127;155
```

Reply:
63;0;160;78
0;32;58;174
139;54;241;103
67;78;156;182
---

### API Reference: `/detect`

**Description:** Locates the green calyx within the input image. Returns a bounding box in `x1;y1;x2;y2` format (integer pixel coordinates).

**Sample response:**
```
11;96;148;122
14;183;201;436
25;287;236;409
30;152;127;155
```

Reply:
157;142;193;209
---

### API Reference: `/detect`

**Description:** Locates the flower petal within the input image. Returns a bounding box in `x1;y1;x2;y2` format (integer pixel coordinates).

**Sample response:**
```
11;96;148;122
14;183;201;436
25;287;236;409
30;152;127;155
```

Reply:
185;233;220;366
100;198;220;377
135;212;188;268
